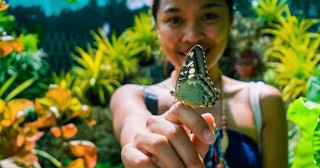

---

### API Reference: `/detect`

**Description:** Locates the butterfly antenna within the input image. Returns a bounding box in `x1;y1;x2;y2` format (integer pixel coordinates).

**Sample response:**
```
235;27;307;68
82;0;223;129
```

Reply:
154;83;174;92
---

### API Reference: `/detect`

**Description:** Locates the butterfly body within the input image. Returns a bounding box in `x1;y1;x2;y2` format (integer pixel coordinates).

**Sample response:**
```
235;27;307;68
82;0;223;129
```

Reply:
170;44;219;107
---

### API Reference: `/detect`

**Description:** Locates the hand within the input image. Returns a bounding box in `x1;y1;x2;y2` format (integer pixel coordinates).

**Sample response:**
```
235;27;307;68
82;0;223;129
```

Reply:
121;103;216;168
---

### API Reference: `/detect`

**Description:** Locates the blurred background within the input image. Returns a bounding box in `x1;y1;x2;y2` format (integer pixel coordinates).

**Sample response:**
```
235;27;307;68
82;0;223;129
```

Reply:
7;0;319;72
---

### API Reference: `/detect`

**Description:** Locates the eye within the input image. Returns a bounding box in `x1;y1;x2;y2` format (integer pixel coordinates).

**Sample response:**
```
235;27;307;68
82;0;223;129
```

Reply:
202;13;218;21
167;17;183;25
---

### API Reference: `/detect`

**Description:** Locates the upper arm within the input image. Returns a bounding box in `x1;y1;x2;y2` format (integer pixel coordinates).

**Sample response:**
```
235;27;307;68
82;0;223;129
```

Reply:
110;84;152;146
260;84;288;168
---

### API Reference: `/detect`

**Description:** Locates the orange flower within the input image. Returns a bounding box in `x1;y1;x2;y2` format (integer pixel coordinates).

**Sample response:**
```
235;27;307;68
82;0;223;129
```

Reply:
0;0;9;12
0;42;13;57
68;140;97;168
0;40;24;57
62;123;78;138
50;126;62;138
50;123;78;139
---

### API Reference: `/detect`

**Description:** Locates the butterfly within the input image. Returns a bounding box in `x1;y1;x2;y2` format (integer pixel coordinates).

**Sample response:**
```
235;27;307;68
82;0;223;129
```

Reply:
170;44;219;107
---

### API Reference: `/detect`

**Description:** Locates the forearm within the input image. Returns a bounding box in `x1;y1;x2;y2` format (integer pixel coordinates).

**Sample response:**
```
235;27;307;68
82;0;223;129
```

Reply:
117;112;151;147
110;84;150;146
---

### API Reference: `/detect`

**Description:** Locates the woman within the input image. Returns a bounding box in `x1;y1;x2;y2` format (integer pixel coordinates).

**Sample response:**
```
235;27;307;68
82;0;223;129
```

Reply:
110;0;288;167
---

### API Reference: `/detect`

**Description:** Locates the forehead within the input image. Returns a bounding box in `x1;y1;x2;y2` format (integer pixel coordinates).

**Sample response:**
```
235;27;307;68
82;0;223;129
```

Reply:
158;0;227;12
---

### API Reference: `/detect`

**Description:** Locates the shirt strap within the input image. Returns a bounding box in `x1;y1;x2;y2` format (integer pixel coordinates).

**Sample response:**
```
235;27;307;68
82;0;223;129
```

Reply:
249;81;265;153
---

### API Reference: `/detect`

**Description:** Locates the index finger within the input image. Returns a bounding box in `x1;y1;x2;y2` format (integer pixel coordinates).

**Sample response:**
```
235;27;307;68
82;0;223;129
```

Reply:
164;103;215;144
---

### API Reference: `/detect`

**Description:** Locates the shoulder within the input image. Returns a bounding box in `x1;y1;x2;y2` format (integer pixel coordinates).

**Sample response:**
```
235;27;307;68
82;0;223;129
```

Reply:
259;83;282;99
233;79;282;101
259;83;284;108
224;77;284;112
244;81;284;114
257;83;286;125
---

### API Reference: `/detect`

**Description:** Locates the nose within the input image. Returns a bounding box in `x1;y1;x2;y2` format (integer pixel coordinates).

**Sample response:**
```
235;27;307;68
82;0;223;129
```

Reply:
182;21;205;43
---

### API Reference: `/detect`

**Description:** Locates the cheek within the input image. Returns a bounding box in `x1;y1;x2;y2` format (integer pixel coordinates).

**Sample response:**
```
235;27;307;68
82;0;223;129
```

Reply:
206;25;229;68
158;28;179;47
158;28;182;67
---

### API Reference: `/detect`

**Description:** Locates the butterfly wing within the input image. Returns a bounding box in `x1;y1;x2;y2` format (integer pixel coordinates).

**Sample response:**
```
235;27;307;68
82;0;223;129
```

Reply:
171;44;219;107
176;44;208;88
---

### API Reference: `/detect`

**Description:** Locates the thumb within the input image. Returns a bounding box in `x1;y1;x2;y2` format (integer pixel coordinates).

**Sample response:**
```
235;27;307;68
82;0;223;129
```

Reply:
190;113;216;158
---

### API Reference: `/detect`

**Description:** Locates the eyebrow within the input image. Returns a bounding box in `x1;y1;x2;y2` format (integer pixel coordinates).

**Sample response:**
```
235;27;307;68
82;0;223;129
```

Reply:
163;2;221;13
202;2;221;9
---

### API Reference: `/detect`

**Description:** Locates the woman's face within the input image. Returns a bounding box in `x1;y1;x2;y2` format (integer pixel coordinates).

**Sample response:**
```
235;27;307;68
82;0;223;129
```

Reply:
156;0;231;72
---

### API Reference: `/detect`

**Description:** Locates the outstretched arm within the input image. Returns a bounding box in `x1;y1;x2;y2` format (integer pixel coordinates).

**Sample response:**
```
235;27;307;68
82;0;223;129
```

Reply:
260;85;288;168
110;84;216;167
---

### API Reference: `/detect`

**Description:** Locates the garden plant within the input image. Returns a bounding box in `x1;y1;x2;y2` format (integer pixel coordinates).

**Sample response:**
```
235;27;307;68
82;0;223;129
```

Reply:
255;0;320;167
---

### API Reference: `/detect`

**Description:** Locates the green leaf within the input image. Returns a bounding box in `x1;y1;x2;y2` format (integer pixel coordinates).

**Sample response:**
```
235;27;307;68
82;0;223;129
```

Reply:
4;77;37;102
314;118;320;167
0;73;18;98
287;98;320;168
307;76;320;103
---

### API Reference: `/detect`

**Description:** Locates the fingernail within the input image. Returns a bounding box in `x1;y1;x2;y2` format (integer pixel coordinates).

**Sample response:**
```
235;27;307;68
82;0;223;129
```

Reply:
203;128;215;143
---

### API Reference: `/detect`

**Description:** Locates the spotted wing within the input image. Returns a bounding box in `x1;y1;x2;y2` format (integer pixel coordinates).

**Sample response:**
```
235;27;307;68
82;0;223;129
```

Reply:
176;44;209;89
172;44;219;107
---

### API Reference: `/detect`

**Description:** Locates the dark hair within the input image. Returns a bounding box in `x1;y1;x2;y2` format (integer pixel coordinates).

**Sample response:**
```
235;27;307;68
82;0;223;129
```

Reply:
152;0;233;21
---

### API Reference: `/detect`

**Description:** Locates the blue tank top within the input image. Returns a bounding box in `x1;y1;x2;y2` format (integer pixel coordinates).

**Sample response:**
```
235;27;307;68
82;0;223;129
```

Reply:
204;129;262;168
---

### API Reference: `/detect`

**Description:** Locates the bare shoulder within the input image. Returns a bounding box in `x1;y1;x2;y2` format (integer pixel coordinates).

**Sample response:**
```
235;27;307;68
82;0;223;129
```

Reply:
259;83;286;123
260;83;282;99
224;77;285;114
259;83;284;110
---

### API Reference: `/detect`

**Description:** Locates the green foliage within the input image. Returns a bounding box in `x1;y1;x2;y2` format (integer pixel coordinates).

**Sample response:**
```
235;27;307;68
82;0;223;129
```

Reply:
70;11;161;106
254;0;290;24
0;73;37;102
1;9;50;100
314;120;320;167
0;10;15;32
287;98;320;168
258;1;320;102
51;70;77;90
307;67;320;103
0;50;51;99
255;1;320;167
122;12;159;63
17;33;39;52
93;161;124;168
71;32;127;106
90;29;141;78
